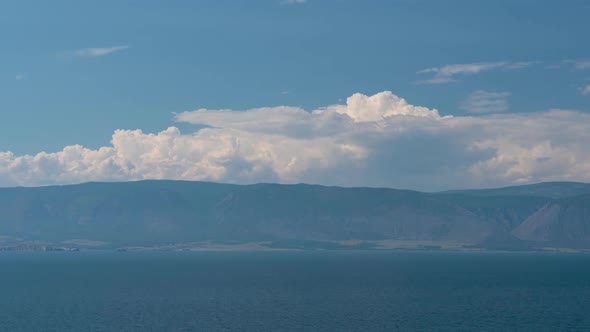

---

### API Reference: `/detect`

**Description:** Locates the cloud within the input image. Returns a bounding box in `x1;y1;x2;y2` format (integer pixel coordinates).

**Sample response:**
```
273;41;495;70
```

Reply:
503;61;540;69
282;0;307;3
15;75;24;80
74;45;129;57
1;91;590;191
459;90;511;113
573;60;590;70
176;92;442;130
580;84;590;95
417;61;536;84
545;63;562;70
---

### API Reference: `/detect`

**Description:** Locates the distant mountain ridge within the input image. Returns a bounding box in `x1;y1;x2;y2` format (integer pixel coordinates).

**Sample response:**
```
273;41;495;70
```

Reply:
439;181;590;199
0;180;589;250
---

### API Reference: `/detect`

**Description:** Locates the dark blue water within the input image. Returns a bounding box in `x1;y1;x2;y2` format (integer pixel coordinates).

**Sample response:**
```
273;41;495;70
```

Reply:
0;251;589;331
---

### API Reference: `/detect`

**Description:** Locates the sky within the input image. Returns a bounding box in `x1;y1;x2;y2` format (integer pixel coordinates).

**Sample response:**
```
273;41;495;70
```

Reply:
1;0;590;190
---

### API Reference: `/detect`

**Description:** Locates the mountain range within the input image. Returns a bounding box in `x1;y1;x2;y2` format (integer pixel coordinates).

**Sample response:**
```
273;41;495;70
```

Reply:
0;181;589;250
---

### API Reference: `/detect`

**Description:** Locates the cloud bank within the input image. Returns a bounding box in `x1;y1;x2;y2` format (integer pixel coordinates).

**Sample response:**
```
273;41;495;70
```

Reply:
1;91;590;190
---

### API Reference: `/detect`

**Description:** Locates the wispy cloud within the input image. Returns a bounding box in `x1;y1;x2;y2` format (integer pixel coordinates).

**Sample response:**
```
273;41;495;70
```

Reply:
282;0;307;4
459;90;511;113
559;60;590;70
15;74;24;80
573;61;590;70
580;84;590;95
74;45;129;57
504;61;540;69
545;63;562;70
417;61;536;84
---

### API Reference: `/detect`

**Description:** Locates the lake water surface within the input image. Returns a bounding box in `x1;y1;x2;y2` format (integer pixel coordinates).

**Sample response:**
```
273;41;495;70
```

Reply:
0;251;589;331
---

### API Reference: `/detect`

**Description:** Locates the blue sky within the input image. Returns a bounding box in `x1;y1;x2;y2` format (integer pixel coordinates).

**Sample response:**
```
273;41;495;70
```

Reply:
1;0;590;189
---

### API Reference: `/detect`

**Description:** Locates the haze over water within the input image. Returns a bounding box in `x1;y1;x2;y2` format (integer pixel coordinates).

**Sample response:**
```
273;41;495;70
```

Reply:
1;251;589;332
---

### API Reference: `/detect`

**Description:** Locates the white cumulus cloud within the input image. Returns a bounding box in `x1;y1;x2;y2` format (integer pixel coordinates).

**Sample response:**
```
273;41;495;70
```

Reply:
1;91;590;191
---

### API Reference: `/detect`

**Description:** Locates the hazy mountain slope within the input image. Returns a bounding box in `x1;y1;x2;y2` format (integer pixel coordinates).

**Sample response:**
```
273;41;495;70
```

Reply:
435;194;550;231
211;184;493;242
0;181;587;248
512;194;590;246
0;182;493;246
440;182;590;199
0;181;238;245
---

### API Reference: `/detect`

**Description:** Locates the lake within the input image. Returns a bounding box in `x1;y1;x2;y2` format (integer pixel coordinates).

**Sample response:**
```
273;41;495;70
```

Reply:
0;251;589;331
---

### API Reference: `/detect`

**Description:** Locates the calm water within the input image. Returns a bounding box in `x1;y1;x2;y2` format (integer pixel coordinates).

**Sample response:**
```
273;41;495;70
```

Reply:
0;251;589;332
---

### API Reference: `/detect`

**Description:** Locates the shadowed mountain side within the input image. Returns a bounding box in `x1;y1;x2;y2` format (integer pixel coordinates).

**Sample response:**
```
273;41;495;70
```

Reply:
212;183;495;242
0;181;588;249
0;181;238;245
